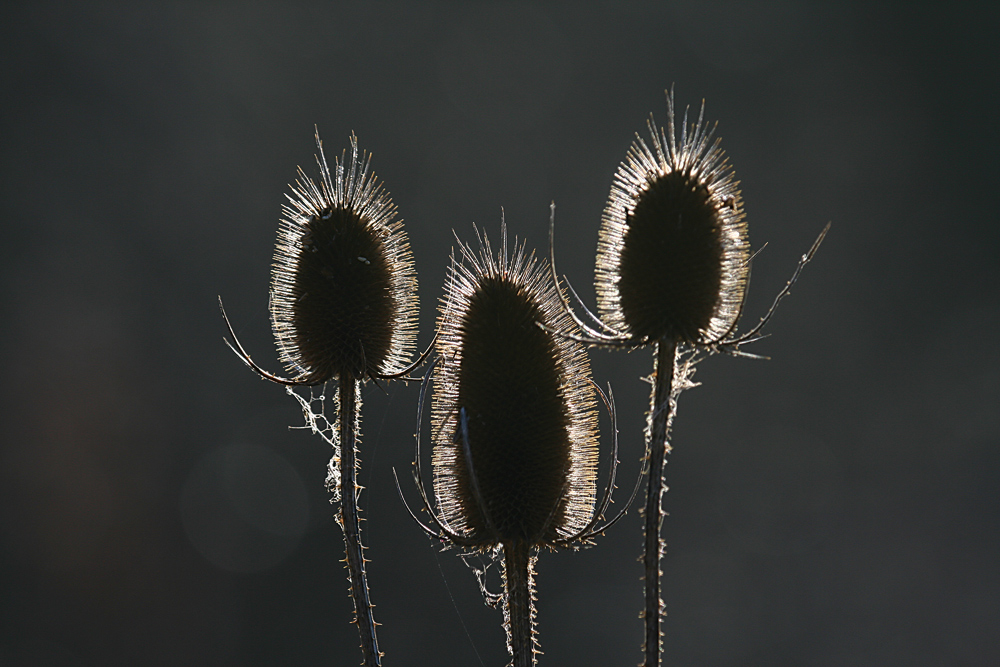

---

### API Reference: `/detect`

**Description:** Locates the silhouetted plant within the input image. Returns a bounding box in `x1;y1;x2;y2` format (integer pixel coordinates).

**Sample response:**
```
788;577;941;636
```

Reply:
550;89;828;667
400;224;633;667
221;93;826;666
220;131;430;667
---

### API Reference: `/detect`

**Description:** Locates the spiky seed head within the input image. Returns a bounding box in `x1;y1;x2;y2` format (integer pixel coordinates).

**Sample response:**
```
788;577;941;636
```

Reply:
431;226;599;547
595;91;750;345
269;132;419;383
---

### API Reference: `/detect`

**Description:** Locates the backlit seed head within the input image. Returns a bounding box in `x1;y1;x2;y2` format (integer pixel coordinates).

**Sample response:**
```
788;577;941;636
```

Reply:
596;90;750;345
269;132;418;383
431;225;599;547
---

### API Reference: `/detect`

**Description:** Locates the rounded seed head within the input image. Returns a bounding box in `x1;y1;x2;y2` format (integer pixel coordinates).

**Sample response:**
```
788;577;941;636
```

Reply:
431;226;599;548
269;132;418;383
596;91;750;345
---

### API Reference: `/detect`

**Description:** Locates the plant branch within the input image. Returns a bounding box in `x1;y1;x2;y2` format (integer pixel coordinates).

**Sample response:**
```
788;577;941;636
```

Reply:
643;339;678;667
339;378;382;666
503;539;537;667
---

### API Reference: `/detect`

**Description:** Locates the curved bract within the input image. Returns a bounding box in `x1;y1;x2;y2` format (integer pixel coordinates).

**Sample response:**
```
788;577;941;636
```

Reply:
221;131;431;667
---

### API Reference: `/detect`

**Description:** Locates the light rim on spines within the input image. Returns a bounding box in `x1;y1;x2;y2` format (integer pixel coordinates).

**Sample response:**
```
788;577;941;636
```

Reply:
269;130;419;383
430;224;600;547
595;89;750;346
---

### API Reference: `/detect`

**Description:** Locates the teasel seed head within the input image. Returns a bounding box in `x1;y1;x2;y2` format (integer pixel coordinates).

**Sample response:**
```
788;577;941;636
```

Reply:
430;224;600;547
595;89;750;346
269;131;419;383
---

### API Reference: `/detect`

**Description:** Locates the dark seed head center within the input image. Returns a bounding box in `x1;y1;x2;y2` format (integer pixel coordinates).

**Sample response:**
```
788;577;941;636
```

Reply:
617;170;724;343
291;207;395;381
454;276;570;544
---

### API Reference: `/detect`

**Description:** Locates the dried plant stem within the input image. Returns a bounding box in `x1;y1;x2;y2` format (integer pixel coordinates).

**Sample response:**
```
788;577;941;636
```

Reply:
643;339;679;667
503;539;537;667
338;378;381;667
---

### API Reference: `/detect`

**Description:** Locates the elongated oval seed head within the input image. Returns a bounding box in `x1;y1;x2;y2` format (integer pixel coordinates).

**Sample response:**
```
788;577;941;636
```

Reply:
431;226;599;547
596;91;750;345
269;132;419;383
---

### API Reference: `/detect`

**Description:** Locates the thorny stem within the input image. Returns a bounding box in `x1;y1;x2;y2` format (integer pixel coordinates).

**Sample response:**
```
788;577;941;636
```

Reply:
339;379;382;667
643;340;678;667
503;539;537;667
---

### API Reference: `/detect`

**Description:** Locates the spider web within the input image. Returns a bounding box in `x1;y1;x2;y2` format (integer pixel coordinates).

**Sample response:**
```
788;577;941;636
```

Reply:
285;383;342;503
459;548;504;609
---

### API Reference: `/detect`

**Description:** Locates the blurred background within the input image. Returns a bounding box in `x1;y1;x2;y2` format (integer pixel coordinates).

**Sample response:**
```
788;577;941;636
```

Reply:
1;2;997;665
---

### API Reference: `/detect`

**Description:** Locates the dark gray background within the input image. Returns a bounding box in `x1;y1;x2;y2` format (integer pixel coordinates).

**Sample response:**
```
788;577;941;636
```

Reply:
2;2;997;665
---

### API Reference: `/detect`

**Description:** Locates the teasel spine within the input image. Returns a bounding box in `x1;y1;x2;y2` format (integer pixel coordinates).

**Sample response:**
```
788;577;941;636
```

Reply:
599;93;741;667
437;228;567;667
551;88;750;666
401;224;637;667
547;89;827;665
433;227;595;667
221;130;430;667
280;134;393;667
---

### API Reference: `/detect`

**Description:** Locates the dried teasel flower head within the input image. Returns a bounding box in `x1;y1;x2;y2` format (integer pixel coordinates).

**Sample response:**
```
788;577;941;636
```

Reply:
269;131;419;383
595;89;750;346
403;222;636;667
429;224;601;548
